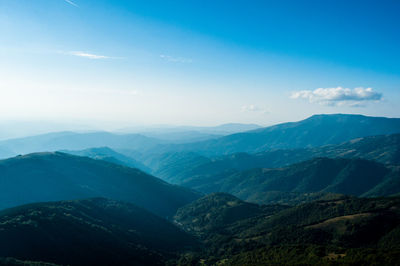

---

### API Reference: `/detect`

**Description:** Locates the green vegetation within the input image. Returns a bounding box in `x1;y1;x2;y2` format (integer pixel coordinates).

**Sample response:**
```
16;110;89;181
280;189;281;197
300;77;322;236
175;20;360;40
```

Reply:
1;193;399;265
173;193;400;265
174;193;288;237
0;257;59;266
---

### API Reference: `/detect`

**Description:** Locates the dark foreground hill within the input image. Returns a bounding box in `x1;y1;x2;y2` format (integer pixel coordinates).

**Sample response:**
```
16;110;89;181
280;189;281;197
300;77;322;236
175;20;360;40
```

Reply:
0;198;198;266
0;152;200;217
174;193;400;265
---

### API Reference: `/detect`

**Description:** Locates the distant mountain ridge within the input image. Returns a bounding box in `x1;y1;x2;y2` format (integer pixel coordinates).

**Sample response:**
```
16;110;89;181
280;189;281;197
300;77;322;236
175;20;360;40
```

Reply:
0;131;163;159
1;114;399;160
153;114;400;156
0;123;263;159
116;123;263;144
0;152;200;217
118;123;262;135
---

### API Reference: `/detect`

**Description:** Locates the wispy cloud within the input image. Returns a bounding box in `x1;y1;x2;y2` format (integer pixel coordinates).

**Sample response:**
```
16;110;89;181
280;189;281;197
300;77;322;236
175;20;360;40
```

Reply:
160;54;192;63
68;51;110;59
101;89;140;96
241;104;269;114
290;87;382;107
64;0;78;7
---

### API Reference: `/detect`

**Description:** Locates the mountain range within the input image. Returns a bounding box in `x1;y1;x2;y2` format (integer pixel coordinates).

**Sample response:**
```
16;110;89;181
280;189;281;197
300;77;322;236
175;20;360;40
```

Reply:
134;133;400;204
151;114;400;156
0;113;400;265
2;114;400;161
0;123;263;159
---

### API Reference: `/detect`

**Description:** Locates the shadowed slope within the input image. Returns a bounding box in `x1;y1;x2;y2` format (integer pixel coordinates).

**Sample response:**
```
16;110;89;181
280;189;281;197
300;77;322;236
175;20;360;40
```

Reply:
0;152;200;217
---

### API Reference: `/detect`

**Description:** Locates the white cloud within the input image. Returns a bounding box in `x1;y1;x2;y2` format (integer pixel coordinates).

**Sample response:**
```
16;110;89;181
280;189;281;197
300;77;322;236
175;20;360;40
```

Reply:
64;0;78;7
68;51;109;59
160;54;192;63
241;104;269;114
291;87;382;107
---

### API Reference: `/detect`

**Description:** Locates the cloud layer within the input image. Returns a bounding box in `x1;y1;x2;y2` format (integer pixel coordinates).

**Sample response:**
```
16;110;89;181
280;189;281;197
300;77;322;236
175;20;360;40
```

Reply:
291;87;382;107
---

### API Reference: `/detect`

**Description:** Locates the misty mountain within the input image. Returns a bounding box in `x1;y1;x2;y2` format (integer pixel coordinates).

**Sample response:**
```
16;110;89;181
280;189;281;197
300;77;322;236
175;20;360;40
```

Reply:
0;198;198;265
198;123;263;134
0;121;100;141
0;131;163;159
116;123;263;144
60;146;151;173
119;123;262;135
138;130;222;143
0;152;200;217
155;114;400;156
0;146;14;160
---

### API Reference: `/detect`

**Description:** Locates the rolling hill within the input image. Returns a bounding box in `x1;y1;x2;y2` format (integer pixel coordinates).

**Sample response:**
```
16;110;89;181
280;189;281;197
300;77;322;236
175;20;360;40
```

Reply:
179;157;399;205
0;152;200;217
0;198;198;265
174;193;288;237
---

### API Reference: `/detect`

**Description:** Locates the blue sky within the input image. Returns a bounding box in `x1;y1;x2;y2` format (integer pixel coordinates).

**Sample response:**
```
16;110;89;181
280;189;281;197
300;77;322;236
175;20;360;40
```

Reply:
0;0;399;129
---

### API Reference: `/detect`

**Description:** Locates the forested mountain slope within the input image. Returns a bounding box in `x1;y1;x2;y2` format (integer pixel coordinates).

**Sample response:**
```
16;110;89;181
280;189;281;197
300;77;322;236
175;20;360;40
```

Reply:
0;152;200;217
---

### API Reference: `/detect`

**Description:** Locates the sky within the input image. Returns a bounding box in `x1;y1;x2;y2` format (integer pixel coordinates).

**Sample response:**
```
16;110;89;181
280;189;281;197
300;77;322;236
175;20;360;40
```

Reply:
0;0;399;131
